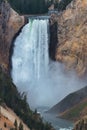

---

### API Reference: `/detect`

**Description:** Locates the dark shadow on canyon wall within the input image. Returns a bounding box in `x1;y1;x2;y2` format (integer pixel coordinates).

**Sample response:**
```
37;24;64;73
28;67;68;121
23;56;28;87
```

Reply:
8;16;28;75
9;17;58;76
49;21;58;60
8;26;24;75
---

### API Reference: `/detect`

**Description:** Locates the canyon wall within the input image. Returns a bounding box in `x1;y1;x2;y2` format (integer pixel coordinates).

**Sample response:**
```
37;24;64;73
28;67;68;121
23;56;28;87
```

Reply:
0;0;24;73
73;116;87;130
0;0;87;77
0;105;30;130
56;0;87;76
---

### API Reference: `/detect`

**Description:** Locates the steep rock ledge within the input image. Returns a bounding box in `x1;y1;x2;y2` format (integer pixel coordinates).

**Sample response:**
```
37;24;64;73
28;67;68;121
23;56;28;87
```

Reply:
73;116;87;130
0;0;24;73
0;105;30;130
56;0;87;76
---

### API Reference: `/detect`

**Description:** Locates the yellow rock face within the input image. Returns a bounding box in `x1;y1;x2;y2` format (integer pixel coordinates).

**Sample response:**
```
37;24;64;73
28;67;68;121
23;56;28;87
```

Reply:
56;0;87;76
0;1;25;72
8;8;24;33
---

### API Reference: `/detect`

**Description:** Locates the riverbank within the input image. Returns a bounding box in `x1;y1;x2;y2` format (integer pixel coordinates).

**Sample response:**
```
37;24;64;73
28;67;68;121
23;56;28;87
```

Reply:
37;107;73;130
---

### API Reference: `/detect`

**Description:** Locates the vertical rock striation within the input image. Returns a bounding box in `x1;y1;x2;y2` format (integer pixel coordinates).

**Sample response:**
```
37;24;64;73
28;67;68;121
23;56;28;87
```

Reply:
56;0;87;76
0;0;24;73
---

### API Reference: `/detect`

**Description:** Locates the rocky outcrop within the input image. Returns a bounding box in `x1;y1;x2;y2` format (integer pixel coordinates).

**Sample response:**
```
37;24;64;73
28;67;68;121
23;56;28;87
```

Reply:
0;0;24;73
0;105;30;130
73;116;87;130
56;0;87;76
0;113;14;130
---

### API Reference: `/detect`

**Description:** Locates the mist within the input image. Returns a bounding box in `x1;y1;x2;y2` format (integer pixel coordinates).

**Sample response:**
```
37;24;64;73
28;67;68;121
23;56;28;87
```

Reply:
12;59;87;108
32;61;86;107
11;19;87;108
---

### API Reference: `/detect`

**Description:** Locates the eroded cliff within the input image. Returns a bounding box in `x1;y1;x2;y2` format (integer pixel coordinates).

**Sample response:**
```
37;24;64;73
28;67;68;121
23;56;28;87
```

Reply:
0;0;24;72
56;0;87;76
73;116;87;130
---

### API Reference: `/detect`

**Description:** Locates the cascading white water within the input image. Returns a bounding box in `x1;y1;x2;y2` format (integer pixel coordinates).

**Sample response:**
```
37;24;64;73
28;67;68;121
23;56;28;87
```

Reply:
12;18;51;106
12;17;87;108
12;18;49;82
11;17;87;130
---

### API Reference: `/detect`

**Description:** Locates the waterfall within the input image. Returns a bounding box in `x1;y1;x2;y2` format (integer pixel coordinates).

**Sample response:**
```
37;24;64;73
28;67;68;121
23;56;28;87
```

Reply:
11;18;51;106
11;17;87;107
12;18;49;83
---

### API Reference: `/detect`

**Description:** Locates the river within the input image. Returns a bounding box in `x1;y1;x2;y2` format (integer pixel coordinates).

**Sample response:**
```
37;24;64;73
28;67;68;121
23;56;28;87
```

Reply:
37;107;73;130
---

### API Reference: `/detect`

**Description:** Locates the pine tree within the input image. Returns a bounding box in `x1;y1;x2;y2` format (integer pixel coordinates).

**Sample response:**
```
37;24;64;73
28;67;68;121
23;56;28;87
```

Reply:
14;119;18;130
19;122;23;130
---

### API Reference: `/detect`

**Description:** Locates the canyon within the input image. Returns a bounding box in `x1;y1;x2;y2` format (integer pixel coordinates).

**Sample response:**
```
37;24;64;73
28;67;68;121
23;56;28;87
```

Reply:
0;0;87;130
0;0;87;77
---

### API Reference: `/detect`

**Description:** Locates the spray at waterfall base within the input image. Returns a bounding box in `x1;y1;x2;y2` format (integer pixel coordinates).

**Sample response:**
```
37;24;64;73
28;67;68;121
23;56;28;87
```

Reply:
11;18;87;107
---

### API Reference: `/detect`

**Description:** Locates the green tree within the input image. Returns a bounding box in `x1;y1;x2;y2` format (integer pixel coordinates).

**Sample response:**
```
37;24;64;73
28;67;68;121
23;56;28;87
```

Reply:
14;119;18;130
7;0;48;14
19;122;23;130
0;63;54;130
57;0;73;11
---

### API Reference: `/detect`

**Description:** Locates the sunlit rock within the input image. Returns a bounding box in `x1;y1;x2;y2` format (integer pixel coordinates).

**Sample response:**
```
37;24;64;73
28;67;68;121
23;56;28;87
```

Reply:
0;0;24;72
56;0;87;76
